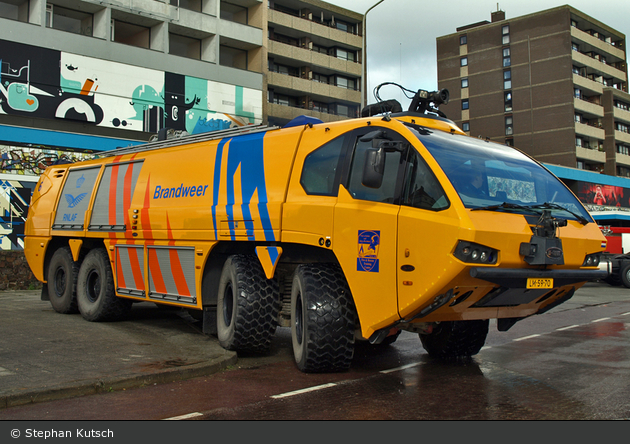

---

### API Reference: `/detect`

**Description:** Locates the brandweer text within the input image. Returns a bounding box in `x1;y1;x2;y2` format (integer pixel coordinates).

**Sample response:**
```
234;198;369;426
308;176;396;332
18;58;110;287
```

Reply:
154;184;208;199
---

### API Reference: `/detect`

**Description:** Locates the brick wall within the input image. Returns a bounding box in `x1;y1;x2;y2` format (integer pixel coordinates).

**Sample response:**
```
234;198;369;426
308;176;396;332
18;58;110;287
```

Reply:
0;251;42;291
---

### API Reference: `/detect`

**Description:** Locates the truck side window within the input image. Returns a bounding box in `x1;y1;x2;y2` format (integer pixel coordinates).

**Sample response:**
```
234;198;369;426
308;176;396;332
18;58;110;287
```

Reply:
300;136;345;196
347;135;402;203
402;150;450;211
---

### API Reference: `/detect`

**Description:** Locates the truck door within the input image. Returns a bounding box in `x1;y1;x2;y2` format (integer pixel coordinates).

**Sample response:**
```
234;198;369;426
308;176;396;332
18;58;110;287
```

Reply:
396;147;462;320
333;127;407;338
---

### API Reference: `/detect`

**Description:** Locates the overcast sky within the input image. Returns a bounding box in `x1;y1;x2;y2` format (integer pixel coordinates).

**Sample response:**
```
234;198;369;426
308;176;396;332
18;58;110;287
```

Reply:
333;0;630;109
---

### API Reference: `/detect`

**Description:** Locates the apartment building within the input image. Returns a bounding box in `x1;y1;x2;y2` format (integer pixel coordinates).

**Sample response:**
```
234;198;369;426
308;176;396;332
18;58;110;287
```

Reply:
437;5;630;228
436;6;629;176
265;0;363;126
0;0;265;248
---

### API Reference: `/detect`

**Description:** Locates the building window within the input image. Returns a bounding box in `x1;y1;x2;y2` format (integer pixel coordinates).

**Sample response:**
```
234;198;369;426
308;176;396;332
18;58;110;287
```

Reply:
170;0;201;13
169;33;201;60
505;116;513;135
461;78;468;88
462;99;469;110
502;47;511;67
617;144;630;156
575;113;583;123
574;87;582;99
112;20;150;49
460;35;467;45
0;0;29;22
616;122;630;133
503;70;511;89
462;122;470;132
572;42;579;52
505;138;514;147
335;76;357;90
220;45;248;69
221;2;248;25
504;92;512;112
46;4;93;36
502;25;510;44
334;48;356;62
571;19;578;28
460;57;468;67
576;137;583;148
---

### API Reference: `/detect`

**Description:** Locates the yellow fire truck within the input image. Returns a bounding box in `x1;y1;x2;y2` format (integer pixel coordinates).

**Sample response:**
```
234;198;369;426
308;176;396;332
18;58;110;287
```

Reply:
24;85;607;372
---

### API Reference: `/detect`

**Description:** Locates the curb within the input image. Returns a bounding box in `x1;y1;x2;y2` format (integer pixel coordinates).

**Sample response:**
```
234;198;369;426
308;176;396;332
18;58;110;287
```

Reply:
0;352;237;410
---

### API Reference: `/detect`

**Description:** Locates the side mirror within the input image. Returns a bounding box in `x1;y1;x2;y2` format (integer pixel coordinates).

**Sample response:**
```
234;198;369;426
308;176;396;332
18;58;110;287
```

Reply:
362;148;385;189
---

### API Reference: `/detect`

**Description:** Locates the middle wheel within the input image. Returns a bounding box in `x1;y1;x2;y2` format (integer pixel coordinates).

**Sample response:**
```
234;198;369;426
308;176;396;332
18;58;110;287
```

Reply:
216;254;279;353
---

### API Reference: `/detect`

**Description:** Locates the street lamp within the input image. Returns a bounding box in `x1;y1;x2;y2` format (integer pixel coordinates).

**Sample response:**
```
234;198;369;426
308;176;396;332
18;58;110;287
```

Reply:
362;0;385;109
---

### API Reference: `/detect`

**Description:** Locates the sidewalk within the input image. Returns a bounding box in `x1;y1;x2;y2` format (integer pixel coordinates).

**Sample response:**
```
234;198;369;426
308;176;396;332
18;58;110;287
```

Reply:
0;291;236;409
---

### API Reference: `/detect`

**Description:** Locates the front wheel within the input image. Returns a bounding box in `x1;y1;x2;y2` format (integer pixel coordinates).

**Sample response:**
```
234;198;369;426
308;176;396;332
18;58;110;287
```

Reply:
620;263;630;288
77;248;131;322
291;263;356;373
47;247;79;314
419;320;489;360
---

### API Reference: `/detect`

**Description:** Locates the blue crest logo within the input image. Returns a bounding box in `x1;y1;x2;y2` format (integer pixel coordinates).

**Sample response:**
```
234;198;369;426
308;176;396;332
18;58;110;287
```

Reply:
76;174;85;188
65;193;87;208
357;230;380;272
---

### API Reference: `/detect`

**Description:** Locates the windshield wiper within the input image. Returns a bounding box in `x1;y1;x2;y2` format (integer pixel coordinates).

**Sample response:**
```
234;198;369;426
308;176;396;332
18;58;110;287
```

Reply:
472;201;590;225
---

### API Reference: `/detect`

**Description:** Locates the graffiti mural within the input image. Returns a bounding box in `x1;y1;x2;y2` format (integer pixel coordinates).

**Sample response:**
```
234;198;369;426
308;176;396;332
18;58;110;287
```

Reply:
1;145;96;176
0;175;37;250
0;39;263;136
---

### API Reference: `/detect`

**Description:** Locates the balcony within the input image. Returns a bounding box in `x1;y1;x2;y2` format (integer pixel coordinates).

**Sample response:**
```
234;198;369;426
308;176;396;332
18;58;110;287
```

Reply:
267;40;361;76
576;146;605;162
571;26;625;61
267;102;352;123
614;106;630;125
574;97;604;117
575;121;605;139
267;71;360;102
268;8;362;48
572;51;627;83
615;130;630;145
572;73;603;95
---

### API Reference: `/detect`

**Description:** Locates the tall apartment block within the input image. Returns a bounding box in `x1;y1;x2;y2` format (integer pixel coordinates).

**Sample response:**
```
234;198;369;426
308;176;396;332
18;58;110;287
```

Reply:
436;6;630;178
265;0;363;126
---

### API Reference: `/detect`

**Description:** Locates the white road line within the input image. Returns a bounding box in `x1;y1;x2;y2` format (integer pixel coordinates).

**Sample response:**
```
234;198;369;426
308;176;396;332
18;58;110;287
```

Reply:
513;334;541;342
620;312;630;316
591;317;611;323
270;383;337;399
380;362;421;374
163;412;203;420
556;324;580;331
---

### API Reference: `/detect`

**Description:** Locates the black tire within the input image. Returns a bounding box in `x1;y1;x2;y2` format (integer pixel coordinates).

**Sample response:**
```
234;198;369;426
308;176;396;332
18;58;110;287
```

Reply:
420;319;489;360
216;254;280;353
77;248;132;322
621;264;630;288
291;263;356;373
47;247;79;314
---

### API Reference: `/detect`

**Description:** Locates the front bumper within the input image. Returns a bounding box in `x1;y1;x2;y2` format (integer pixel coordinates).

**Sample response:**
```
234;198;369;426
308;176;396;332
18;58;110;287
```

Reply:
470;267;609;288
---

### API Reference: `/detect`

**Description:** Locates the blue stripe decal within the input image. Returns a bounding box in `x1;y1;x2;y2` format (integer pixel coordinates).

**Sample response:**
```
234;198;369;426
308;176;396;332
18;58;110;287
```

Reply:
211;132;275;242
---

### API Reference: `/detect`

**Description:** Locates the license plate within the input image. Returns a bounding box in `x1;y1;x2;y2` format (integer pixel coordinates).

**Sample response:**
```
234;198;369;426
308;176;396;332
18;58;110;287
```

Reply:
527;278;553;289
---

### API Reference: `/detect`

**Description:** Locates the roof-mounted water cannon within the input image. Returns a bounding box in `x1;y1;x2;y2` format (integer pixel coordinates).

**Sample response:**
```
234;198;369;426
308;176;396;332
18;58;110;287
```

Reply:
361;82;450;118
408;88;449;116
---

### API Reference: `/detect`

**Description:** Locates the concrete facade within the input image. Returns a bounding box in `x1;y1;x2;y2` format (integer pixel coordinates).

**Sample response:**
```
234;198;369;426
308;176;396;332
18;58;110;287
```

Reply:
264;0;363;126
436;6;630;178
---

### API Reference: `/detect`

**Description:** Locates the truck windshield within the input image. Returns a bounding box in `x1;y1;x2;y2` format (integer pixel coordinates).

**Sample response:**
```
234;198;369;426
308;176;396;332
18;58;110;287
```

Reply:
406;124;594;223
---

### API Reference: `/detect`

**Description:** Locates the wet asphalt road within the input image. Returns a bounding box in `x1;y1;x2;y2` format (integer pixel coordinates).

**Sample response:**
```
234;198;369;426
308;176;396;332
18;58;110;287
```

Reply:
0;281;629;420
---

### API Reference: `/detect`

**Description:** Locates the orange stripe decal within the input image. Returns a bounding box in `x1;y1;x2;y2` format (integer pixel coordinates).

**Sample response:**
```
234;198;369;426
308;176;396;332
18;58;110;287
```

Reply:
128;246;145;291
166;215;190;296
148;248;167;295
115;248;127;289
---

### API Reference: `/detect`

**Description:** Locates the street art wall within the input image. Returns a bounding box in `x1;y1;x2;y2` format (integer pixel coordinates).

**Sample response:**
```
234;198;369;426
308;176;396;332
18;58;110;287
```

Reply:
0;39;263;249
0;39;263;136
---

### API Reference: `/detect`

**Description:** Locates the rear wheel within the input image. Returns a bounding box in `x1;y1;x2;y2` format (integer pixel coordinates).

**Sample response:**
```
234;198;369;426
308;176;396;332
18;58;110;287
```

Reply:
47;247;79;314
77;248;131;322
216;255;279;353
291;263;356;373
420;320;489;360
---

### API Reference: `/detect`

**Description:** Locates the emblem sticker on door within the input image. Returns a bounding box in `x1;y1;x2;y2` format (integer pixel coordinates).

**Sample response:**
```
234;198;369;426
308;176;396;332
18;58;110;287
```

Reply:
357;230;380;272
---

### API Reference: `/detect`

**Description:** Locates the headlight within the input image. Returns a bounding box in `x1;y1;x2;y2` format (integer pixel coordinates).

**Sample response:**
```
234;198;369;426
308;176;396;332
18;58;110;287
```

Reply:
582;253;601;267
454;241;498;264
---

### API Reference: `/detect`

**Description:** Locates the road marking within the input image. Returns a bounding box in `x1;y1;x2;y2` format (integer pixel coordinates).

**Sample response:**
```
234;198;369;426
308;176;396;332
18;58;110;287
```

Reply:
163;412;203;420
591;317;611;323
556;324;580;331
513;334;541;342
620;312;630;316
380;362;421;374
270;383;337;399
